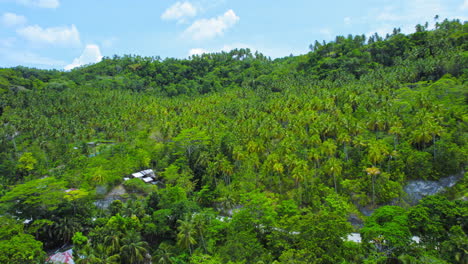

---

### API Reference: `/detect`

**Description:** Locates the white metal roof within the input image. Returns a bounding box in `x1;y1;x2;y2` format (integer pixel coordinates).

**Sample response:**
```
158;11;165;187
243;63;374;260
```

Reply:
142;169;154;175
142;177;153;183
132;172;144;178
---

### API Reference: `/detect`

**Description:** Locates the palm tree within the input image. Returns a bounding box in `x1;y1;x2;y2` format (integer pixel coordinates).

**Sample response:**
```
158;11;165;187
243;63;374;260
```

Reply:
104;231;122;255
389;123;403;148
324;157;342;192
98;244;120;264
365;166;381;205
367;139;390;166
123;199;146;218
411;111;443;151
217;186;236;215
426;119;444;158
291;159;309;188
232;145;246;167
75;244;102;264
49;217;81;244
320;139;337;158
75;244;120;264
90;166;107;185
177;215;197;255
192;212;212;253
337;131;351;160
307;147;321;173
209;154;234;185
120;230;149;264
154;242;174;264
411;127;432;149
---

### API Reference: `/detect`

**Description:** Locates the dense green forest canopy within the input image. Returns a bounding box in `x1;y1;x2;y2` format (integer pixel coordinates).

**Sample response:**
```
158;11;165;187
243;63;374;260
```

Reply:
0;18;467;263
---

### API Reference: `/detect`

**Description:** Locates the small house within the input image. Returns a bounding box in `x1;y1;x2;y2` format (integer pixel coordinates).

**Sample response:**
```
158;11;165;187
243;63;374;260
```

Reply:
127;169;157;184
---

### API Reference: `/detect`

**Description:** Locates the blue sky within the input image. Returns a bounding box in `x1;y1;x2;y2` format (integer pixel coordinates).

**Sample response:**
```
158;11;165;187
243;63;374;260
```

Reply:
0;0;467;70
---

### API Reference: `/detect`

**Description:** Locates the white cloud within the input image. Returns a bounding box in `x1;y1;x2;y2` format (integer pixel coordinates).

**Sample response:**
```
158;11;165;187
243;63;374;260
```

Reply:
17;24;80;46
462;0;468;10
188;48;209;56
15;0;59;8
65;44;103;70
1;12;27;27
183;9;239;41
161;1;197;23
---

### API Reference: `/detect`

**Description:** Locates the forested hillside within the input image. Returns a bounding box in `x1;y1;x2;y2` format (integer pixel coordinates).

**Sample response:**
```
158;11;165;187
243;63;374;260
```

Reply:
0;19;467;263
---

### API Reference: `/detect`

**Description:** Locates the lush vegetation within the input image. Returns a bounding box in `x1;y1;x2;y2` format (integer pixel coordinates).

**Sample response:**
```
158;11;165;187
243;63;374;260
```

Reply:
0;18;467;263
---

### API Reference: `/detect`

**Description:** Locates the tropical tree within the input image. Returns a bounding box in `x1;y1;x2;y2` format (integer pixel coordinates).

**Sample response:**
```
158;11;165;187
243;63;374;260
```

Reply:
120;230;150;264
0;217;46;264
367;139;390;166
361;206;411;260
291;159;309;188
324;157;342;192
365;166;381;205
0;177;66;220
104;231;122;255
177;215;197;255
48;217;82;244
153;242;174;264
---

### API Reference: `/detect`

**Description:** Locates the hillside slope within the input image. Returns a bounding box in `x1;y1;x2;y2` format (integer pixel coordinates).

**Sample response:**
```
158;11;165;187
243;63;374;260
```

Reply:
0;18;466;263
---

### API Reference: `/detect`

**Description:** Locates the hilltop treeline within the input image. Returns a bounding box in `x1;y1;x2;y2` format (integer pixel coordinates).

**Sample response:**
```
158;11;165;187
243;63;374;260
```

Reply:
0;18;466;263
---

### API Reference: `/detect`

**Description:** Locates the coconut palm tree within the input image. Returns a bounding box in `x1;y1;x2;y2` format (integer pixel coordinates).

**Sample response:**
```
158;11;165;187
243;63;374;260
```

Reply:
192;212;212;253
75;244;101;264
176;215;197;255
120;230;150;264
104;231;122;255
324;157;342;192
291;159;309;188
48;217;82;244
76;244;120;264
320;139;337;158
365;166;381;205
337;131;351;160
389;122;404;148
367;139;390;166
154;242;174;264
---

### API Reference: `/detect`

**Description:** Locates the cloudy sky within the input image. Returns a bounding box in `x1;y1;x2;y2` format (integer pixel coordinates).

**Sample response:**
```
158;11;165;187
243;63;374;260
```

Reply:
0;0;467;70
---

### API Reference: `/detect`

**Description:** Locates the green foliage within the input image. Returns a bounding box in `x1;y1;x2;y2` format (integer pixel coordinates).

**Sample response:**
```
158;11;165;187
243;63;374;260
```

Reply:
109;200;124;216
123;178;154;194
361;206;411;258
17;152;38;174
0;177;66;219
0;216;46;264
72;231;89;246
408;196;467;249
0;18;466;263
158;185;188;208
0;233;46;264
